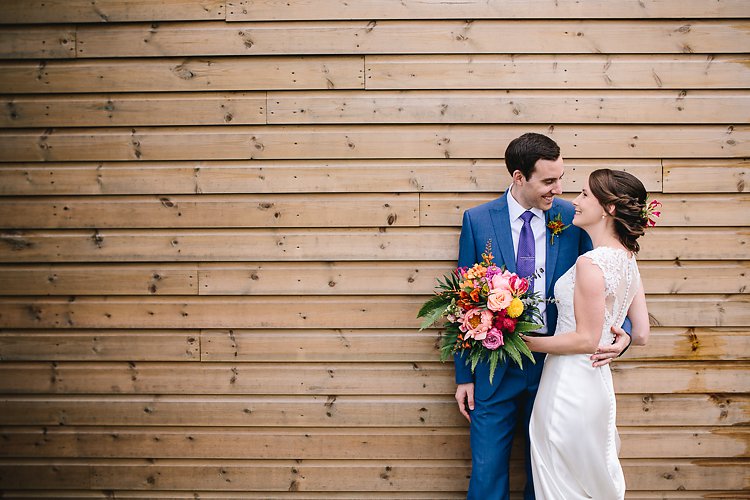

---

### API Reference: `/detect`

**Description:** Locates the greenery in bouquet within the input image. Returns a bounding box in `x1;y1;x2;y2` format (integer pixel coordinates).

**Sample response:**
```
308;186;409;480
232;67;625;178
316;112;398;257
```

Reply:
418;240;544;383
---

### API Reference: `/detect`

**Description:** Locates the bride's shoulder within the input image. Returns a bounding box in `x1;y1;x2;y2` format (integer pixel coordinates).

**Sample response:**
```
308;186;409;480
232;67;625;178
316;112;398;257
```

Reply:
578;247;629;273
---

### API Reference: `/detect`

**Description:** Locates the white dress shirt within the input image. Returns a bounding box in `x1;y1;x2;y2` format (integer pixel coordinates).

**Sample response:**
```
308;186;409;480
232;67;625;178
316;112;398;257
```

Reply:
507;188;548;333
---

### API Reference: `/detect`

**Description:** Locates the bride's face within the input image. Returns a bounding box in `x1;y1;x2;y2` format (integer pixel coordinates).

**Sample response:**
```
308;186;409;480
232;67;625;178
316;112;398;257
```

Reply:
572;180;606;228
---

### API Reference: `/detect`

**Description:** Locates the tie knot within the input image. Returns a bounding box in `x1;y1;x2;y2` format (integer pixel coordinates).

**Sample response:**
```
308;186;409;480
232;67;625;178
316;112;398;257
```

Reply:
520;211;535;223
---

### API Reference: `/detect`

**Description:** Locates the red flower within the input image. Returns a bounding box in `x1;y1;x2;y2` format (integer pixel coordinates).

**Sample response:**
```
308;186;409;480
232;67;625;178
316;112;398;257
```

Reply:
500;316;518;333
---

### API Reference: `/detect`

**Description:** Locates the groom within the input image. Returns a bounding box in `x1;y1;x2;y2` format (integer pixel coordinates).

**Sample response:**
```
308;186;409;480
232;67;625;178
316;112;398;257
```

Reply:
455;133;630;499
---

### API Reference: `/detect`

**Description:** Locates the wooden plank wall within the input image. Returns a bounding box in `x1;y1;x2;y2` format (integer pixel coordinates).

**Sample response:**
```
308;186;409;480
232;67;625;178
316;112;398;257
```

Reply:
0;1;748;498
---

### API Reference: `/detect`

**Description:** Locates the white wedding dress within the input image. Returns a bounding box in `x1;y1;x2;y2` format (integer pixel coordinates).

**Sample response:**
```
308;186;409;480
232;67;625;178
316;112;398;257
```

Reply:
529;246;640;500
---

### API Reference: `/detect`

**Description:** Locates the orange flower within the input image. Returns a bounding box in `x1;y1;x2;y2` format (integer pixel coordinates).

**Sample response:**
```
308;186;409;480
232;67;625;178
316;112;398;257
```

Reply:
466;264;487;279
470;288;480;302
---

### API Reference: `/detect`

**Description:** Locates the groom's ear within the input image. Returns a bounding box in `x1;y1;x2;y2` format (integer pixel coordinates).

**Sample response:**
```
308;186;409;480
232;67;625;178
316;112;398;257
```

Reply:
511;170;526;185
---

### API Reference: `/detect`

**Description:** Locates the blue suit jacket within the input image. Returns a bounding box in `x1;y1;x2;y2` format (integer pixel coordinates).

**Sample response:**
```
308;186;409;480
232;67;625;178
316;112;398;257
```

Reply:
455;192;592;394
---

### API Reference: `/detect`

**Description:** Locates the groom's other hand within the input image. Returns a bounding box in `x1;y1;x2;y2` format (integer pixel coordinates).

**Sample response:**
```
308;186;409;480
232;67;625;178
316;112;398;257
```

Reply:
455;383;475;422
590;325;630;367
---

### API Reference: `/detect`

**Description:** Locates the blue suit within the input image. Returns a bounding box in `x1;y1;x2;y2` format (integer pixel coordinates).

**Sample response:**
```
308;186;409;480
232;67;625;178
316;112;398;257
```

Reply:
456;192;592;500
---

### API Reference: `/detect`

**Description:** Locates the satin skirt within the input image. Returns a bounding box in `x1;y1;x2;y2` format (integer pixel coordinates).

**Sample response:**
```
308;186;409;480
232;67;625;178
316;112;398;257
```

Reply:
529;353;625;500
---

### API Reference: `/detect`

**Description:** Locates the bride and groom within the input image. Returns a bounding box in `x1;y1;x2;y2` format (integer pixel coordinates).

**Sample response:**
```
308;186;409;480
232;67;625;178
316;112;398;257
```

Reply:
454;133;651;499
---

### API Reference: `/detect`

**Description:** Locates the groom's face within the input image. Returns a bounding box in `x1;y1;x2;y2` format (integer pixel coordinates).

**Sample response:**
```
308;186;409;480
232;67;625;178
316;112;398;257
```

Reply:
512;157;565;211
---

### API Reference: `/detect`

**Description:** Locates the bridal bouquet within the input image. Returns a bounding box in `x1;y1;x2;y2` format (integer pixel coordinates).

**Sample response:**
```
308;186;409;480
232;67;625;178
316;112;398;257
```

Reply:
418;241;543;383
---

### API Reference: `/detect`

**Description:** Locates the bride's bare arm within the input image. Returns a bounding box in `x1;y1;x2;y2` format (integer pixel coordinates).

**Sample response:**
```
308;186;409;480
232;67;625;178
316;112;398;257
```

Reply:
625;281;649;346
521;257;604;355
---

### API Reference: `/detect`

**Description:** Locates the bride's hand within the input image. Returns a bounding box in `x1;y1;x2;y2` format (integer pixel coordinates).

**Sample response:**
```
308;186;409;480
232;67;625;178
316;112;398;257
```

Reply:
519;333;535;349
590;325;630;367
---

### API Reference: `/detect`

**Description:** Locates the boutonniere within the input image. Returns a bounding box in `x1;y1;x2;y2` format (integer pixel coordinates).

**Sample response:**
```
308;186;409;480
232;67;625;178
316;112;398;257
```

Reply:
546;213;570;246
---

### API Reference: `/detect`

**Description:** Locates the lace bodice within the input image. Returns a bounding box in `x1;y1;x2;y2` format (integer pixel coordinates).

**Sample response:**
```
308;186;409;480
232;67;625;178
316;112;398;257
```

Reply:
553;246;641;346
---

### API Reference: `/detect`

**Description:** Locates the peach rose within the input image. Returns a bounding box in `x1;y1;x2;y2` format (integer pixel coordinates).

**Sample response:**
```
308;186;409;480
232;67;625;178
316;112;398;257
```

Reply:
487;288;512;312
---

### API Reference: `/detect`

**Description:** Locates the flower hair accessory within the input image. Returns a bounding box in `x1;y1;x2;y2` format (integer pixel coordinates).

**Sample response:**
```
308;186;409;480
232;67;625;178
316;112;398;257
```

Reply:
546;213;570;246
642;198;662;227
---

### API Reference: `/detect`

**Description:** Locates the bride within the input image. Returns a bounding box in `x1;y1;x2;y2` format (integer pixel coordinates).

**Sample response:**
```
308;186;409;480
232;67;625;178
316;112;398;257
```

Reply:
520;169;652;499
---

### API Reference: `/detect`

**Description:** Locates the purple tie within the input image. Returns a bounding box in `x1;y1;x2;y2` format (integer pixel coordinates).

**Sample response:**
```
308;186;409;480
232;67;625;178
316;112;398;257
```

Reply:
517;211;536;285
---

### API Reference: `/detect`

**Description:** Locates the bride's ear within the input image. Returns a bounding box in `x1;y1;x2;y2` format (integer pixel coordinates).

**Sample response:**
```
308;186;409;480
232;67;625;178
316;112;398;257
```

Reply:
606;204;616;217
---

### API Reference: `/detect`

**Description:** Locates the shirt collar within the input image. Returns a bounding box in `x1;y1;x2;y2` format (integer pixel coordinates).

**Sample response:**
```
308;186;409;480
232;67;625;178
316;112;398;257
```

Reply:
507;186;545;222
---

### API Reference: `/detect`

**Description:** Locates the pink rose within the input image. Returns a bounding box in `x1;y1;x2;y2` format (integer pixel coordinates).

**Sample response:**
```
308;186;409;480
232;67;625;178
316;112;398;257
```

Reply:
490;271;513;294
481;328;504;350
459;308;493;341
487;288;512;312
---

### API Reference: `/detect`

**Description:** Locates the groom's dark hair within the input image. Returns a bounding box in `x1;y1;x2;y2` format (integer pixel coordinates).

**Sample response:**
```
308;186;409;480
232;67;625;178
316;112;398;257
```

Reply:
505;133;560;180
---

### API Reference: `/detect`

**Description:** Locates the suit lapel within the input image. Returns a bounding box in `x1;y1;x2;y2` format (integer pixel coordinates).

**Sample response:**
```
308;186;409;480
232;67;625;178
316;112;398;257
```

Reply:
489;192;516;273
545;202;561;295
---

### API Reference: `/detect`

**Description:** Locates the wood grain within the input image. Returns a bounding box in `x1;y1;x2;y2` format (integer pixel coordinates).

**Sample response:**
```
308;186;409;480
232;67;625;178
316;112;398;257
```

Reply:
226;0;750;21
0;125;745;161
0;159;663;196
70;21;750;57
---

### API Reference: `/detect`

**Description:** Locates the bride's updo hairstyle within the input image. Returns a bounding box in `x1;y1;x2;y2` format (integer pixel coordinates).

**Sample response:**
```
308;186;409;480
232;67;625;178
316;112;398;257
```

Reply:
588;169;649;253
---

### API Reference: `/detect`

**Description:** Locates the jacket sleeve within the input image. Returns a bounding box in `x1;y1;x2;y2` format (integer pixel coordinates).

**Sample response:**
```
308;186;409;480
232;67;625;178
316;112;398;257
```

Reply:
454;210;476;384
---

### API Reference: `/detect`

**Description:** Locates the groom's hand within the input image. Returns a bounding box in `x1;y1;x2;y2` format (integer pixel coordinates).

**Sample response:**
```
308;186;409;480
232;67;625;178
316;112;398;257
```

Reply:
590;325;630;367
455;383;475;422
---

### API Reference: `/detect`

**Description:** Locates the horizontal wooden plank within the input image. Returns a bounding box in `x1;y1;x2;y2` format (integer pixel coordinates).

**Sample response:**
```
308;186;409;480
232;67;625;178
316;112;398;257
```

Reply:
0;394;469;427
0;361;458;395
663;159;750;193
0;361;746;395
268;89;750;124
0;57;364;94
0;159;662;196
200;329;436;362
592;260;748;295
639;228;750;260
1;426;744;460
197;260;750;295
0;458;746;491
645;295;750;329
365;55;750;90
0;493;743;500
0;194;419;229
0;331;200;362
0;492;471;500
0;327;745;363
72;20;750;57
0;295;746;329
0;296;428;329
0;0;226;23
0;92;266;128
0;492;740;500
0;492;741;500
226;0;750;20
623;329;750;361
0;26;75;59
0;228;746;262
0;264;197;295
0;393;745;427
0;125;745;162
421;193;750;227
1;427;472;460
201;327;749;362
24;258;738;296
